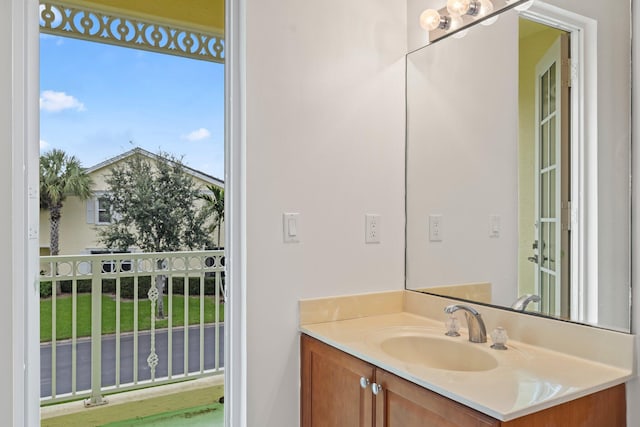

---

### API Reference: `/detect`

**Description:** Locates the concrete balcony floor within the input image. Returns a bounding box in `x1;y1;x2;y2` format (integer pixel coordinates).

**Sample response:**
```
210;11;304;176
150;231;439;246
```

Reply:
41;376;224;426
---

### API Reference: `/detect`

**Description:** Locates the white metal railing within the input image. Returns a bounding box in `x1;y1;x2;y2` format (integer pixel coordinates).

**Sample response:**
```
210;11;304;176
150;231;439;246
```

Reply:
39;250;225;405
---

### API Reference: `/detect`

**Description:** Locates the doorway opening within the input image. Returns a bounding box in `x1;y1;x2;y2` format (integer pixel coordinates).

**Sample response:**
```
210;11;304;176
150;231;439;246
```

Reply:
517;4;597;325
517;18;571;318
38;2;227;425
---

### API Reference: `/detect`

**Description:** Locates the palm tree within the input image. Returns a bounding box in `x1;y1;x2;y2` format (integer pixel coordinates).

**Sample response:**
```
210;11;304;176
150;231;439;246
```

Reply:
198;184;225;248
40;149;93;258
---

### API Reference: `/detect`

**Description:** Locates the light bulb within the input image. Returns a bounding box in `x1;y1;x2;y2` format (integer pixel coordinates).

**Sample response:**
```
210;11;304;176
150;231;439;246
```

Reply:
447;15;464;32
476;0;494;18
447;0;472;16
476;0;496;26
419;9;443;31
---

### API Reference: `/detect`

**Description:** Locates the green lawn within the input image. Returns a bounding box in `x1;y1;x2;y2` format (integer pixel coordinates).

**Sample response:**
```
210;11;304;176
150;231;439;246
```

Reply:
40;294;224;342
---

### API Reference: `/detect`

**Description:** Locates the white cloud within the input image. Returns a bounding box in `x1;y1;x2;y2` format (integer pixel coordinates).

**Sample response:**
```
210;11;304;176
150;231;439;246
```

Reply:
40;90;85;113
40;139;50;151
182;128;211;141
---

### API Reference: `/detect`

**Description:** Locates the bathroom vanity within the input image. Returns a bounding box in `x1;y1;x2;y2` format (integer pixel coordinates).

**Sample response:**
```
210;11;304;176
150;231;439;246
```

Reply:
299;291;634;426
300;1;635;423
301;334;625;426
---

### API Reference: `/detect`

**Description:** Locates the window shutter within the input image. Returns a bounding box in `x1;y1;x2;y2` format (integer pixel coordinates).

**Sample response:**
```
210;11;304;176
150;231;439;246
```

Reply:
86;199;95;224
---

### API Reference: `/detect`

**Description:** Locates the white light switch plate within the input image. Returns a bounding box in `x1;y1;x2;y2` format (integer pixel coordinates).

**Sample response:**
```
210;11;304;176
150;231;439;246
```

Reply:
283;213;300;243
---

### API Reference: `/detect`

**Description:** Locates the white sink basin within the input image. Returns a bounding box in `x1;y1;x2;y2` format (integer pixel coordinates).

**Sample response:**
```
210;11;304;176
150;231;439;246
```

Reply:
378;334;498;372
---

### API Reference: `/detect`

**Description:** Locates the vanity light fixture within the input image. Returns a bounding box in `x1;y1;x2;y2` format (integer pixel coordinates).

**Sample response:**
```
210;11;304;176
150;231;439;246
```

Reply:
419;8;466;37
447;0;494;19
447;0;481;17
476;0;498;25
418;0;533;43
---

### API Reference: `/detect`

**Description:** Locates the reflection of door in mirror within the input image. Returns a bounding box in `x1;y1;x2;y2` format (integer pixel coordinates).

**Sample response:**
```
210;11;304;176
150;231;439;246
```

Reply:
535;33;569;318
517;19;571;319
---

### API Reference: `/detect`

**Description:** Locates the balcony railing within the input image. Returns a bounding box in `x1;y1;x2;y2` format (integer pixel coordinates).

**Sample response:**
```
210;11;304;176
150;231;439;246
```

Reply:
39;250;225;406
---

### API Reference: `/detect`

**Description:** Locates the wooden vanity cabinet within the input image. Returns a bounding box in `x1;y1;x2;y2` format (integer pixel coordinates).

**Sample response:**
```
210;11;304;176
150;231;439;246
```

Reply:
301;334;495;427
301;334;626;427
301;333;374;426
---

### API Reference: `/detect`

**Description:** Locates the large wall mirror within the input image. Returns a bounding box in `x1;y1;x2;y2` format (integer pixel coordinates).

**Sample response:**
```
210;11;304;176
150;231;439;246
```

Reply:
405;0;631;332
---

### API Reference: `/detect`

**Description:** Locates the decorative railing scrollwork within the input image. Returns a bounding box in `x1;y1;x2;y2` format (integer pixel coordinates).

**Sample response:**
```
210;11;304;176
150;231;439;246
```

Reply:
40;1;224;63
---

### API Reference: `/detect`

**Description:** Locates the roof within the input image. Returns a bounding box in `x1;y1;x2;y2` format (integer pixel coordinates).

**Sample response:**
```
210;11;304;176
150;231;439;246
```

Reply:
85;147;224;188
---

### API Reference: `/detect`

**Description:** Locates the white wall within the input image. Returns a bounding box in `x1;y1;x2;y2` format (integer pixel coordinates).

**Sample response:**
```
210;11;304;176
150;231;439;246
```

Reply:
243;0;407;424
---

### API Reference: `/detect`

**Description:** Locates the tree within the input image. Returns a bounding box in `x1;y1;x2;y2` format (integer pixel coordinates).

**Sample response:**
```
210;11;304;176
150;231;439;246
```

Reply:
40;149;94;294
98;151;210;318
198;184;224;249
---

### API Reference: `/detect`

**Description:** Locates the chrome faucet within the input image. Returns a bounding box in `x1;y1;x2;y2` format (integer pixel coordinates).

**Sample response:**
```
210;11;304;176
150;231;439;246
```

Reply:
444;304;487;343
511;294;541;311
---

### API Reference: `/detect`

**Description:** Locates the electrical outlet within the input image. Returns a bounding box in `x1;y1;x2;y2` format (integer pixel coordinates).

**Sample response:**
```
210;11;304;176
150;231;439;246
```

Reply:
365;214;381;244
429;214;443;242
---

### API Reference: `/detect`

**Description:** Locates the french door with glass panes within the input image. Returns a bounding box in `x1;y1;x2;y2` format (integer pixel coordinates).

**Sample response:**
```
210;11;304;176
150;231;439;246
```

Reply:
533;34;570;318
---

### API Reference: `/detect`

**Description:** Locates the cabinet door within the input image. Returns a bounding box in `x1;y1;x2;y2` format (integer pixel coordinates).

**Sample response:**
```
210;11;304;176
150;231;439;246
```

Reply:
301;334;375;427
502;383;626;427
374;369;500;427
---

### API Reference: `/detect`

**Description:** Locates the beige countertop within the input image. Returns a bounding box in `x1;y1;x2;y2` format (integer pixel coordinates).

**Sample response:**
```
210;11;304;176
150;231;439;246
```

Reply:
299;292;634;421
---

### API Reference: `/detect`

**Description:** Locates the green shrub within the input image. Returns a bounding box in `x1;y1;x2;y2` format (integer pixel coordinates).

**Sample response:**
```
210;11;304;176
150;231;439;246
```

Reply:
170;276;221;296
118;276;152;299
40;281;52;299
60;279;92;293
41;273;225;300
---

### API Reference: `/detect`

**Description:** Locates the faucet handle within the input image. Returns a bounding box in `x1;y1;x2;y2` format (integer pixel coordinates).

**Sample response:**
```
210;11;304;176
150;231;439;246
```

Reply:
444;314;460;337
490;327;508;350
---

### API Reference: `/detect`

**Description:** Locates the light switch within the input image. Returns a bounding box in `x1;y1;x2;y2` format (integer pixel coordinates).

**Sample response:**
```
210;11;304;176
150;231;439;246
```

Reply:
283;213;299;243
288;218;297;237
489;214;501;238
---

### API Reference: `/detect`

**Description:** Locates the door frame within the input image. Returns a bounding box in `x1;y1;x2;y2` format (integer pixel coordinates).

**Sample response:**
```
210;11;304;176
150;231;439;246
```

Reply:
11;1;41;425
12;0;247;425
520;2;598;324
225;0;247;426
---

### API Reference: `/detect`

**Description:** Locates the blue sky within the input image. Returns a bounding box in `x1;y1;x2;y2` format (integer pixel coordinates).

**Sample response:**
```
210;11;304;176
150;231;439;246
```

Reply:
40;34;225;179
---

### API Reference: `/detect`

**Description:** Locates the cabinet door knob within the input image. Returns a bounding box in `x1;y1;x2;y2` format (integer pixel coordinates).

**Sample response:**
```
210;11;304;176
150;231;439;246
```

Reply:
359;377;370;389
371;383;383;395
